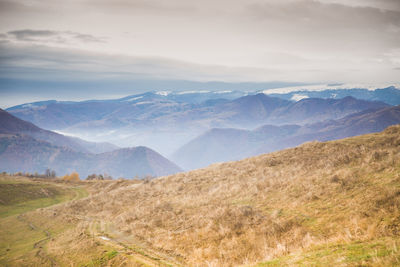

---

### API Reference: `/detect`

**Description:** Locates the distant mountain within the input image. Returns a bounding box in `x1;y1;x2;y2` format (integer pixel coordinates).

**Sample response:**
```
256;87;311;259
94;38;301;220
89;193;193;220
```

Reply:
6;93;391;155
172;125;300;170
0;108;181;177
271;105;400;150
267;96;389;124
0;108;117;154
9;92;388;131
0;134;181;178
94;147;182;178
173;105;400;170
212;94;291;126
265;86;400;105
6;91;247;130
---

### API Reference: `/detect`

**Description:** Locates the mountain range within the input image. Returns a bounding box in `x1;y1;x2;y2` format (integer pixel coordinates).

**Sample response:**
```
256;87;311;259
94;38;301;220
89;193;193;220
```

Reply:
265;86;400;105
3;87;400;173
0;109;182;178
6;91;390;155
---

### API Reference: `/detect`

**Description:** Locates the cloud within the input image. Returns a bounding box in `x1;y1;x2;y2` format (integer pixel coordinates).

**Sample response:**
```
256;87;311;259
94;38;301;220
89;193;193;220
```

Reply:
245;1;400;33
318;0;400;11
6;29;106;44
8;29;56;41
0;0;399;85
0;42;281;83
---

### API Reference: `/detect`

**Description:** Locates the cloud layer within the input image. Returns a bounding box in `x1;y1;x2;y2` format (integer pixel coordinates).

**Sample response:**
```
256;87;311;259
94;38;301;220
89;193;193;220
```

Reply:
0;0;399;95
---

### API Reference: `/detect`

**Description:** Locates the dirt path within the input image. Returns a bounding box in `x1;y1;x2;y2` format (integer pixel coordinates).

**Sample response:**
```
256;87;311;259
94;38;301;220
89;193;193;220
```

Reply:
16;214;56;266
10;184;88;266
74;214;183;266
6;181;183;266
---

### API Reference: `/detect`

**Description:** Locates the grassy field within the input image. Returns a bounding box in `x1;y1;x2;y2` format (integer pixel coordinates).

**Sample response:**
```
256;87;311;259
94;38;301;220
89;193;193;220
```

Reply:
0;176;89;266
0;176;171;266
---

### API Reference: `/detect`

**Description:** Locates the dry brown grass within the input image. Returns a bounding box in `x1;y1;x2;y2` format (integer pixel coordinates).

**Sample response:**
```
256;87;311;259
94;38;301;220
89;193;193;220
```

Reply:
36;124;400;266
5;125;400;266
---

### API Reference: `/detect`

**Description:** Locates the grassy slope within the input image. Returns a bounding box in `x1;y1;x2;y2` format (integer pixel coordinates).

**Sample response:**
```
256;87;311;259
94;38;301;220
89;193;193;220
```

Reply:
0;177;154;267
0;177;90;266
51;125;400;266
1;125;400;266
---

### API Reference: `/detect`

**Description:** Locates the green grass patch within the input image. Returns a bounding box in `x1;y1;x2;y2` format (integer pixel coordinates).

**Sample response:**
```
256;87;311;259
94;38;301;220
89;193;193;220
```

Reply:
256;238;400;267
0;177;88;265
0;215;47;264
84;249;119;266
0;179;87;218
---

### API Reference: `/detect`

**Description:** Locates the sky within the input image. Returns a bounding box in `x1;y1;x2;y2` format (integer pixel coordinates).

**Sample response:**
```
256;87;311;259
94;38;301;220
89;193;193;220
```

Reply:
1;0;400;107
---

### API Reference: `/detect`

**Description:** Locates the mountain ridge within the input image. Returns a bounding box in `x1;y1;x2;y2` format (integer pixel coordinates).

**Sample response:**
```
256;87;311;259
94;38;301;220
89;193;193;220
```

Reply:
0;109;181;178
0;108;117;154
173;105;400;170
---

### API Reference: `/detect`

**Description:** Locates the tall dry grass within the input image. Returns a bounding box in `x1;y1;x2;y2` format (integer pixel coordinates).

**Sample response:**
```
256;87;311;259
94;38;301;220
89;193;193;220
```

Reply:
41;125;400;266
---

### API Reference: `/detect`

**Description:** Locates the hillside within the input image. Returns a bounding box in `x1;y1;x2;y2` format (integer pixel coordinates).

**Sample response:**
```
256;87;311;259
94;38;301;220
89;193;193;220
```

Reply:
0;108;118;154
28;125;400;266
174;105;400;170
0;134;181;178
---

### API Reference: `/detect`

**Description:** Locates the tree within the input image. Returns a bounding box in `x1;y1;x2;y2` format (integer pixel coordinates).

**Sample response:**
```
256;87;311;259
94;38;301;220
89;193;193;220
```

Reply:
45;168;56;178
62;172;80;181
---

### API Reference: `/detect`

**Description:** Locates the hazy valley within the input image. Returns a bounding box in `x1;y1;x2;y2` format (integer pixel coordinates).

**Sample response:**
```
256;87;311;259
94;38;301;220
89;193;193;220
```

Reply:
2;87;399;175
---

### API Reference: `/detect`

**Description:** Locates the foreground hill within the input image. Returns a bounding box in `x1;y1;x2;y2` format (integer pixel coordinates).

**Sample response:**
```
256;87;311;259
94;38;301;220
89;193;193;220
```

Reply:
33;125;400;266
0;108;117;154
174;105;400;170
0;134;181;178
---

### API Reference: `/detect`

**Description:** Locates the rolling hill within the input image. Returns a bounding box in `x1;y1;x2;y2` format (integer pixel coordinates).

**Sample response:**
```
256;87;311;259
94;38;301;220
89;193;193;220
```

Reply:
173;105;400;170
0;134;181;178
31;124;400;266
0;109;181;178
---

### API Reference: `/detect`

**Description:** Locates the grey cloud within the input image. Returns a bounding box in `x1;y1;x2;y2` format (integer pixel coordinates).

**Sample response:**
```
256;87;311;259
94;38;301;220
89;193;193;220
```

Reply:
8;29;57;41
0;0;399;85
72;33;106;43
247;0;400;28
241;0;400;55
0;42;278;82
6;29;106;44
80;0;196;15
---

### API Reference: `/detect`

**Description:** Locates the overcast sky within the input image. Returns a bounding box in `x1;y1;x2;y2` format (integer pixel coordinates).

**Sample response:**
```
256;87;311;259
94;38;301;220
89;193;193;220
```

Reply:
1;0;400;107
